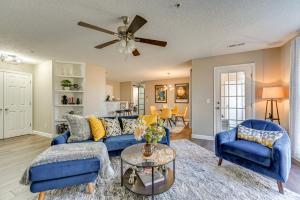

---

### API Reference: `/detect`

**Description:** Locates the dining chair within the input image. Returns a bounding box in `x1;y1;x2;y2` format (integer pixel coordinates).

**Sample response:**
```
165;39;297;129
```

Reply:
172;104;179;115
175;105;188;126
160;108;174;128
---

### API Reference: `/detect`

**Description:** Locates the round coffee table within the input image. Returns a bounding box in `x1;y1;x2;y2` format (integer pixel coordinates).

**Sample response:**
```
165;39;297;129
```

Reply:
121;143;176;199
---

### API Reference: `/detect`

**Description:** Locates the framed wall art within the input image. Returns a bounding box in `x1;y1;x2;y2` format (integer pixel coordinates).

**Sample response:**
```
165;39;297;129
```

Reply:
175;83;189;103
155;85;167;103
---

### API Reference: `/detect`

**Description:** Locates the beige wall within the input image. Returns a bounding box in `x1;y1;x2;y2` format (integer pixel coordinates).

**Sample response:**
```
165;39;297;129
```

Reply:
280;40;292;131
192;47;285;137
84;64;106;116
106;80;120;99
143;77;190;117
33;60;53;133
120;81;133;102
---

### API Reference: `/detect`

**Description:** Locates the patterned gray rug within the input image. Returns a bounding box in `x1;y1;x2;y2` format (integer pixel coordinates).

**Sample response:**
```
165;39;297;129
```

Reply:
42;140;300;200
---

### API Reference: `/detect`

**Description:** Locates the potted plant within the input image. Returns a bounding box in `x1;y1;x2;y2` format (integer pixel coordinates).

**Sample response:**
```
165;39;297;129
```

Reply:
61;80;72;90
134;119;166;157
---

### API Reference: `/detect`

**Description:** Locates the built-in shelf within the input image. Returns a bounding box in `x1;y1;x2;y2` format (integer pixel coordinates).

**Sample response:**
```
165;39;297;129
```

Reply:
55;104;84;107
56;75;84;79
53;61;85;134
55;119;67;122
55;90;85;93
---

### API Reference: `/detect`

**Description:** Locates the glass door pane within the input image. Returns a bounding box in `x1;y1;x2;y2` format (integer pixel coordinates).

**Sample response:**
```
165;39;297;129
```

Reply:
220;71;246;131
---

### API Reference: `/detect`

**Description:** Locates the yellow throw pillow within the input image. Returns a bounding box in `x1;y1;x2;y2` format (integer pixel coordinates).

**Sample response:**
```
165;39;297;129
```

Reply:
139;115;157;126
88;115;106;141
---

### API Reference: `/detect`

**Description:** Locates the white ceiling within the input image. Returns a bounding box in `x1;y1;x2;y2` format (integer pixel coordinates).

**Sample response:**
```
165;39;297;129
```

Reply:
0;0;300;81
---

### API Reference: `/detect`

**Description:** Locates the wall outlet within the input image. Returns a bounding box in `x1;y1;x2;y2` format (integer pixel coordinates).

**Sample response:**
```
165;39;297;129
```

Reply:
206;98;211;104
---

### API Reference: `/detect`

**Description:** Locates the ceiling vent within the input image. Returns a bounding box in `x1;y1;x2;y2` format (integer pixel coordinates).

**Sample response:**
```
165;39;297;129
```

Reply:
227;43;245;48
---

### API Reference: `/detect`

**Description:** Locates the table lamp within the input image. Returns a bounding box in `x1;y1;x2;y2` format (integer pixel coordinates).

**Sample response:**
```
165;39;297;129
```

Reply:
262;86;285;124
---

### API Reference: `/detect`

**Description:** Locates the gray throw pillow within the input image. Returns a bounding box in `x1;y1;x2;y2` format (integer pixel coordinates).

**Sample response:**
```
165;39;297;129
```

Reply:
121;118;138;135
102;118;122;137
65;114;92;142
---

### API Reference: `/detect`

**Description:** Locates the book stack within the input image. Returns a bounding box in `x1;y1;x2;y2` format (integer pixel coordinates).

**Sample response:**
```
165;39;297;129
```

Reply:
137;168;165;187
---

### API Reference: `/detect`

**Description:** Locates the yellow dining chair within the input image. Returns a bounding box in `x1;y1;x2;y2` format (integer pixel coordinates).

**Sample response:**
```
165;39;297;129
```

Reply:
150;106;159;116
172;104;179;115
175;106;188;126
160;108;174;128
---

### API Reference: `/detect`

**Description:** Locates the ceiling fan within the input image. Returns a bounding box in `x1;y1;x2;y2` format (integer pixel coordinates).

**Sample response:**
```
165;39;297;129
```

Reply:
78;15;167;56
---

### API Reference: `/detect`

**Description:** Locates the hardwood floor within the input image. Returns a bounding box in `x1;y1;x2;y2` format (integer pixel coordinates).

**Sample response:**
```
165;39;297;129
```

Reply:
0;128;299;200
0;134;51;200
171;126;300;195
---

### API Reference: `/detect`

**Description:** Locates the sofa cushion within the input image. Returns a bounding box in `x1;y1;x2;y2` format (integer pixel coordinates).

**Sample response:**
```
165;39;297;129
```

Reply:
101;118;122;137
121;118;138;134
237;125;283;148
29;158;100;182
104;134;138;151
222;140;272;167
65;114;92;143
88;115;106;141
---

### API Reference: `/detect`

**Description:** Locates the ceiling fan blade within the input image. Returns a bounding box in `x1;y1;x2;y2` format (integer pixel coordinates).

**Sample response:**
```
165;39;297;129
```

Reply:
132;49;140;56
127;15;147;34
78;21;116;35
135;37;167;47
94;39;119;49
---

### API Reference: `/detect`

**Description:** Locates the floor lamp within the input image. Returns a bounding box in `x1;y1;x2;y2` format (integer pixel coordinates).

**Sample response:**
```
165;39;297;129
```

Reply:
262;86;285;124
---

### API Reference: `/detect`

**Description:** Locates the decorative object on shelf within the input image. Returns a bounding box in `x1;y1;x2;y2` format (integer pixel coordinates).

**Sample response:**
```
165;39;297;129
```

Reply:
262;86;285;124
106;95;111;101
68;97;75;104
61;80;72;90
134;119;166;157
76;98;81;105
155;85;167;103
175;83;189;103
62;95;68;105
73;83;80;90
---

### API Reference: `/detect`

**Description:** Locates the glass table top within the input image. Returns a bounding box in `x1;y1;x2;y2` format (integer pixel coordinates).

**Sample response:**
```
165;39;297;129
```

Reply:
121;143;176;167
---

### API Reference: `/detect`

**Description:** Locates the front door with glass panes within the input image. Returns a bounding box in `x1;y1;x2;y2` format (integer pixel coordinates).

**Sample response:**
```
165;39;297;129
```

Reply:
214;63;254;135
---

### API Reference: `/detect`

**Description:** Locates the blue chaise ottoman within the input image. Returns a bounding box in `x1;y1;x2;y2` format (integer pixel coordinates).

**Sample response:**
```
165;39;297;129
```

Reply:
29;158;100;200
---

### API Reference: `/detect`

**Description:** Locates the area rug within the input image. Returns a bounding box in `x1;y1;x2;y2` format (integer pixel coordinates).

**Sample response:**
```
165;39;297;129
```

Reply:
166;121;186;134
42;140;300;200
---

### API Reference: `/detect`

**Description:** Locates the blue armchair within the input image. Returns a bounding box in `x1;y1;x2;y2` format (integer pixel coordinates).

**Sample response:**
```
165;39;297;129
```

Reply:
215;119;291;194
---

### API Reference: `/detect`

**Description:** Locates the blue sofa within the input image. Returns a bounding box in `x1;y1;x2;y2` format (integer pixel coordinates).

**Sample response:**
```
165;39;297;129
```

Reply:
51;115;170;156
29;115;170;199
215;119;291;194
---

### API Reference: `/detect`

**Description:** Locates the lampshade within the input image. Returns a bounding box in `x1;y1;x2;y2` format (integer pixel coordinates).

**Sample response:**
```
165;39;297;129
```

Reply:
262;86;285;99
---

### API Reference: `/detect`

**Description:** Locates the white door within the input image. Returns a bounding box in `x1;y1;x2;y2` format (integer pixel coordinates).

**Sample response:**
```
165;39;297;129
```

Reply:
0;72;3;139
214;63;255;135
3;72;32;138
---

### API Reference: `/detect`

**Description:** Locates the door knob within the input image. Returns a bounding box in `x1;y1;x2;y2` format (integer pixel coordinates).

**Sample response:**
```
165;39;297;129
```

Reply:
0;108;2;111
5;108;8;111
216;107;220;110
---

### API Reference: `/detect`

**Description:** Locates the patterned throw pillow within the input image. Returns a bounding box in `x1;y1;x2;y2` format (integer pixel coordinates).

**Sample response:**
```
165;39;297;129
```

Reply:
121;118;138;134
237;125;283;148
65;114;92;143
101;118;122;137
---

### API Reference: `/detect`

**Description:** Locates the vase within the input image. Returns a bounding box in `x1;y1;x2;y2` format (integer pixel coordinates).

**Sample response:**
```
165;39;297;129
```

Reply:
143;143;154;157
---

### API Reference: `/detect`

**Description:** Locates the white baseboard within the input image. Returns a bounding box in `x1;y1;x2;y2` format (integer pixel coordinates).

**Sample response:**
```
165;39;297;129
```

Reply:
192;134;214;140
32;130;55;138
